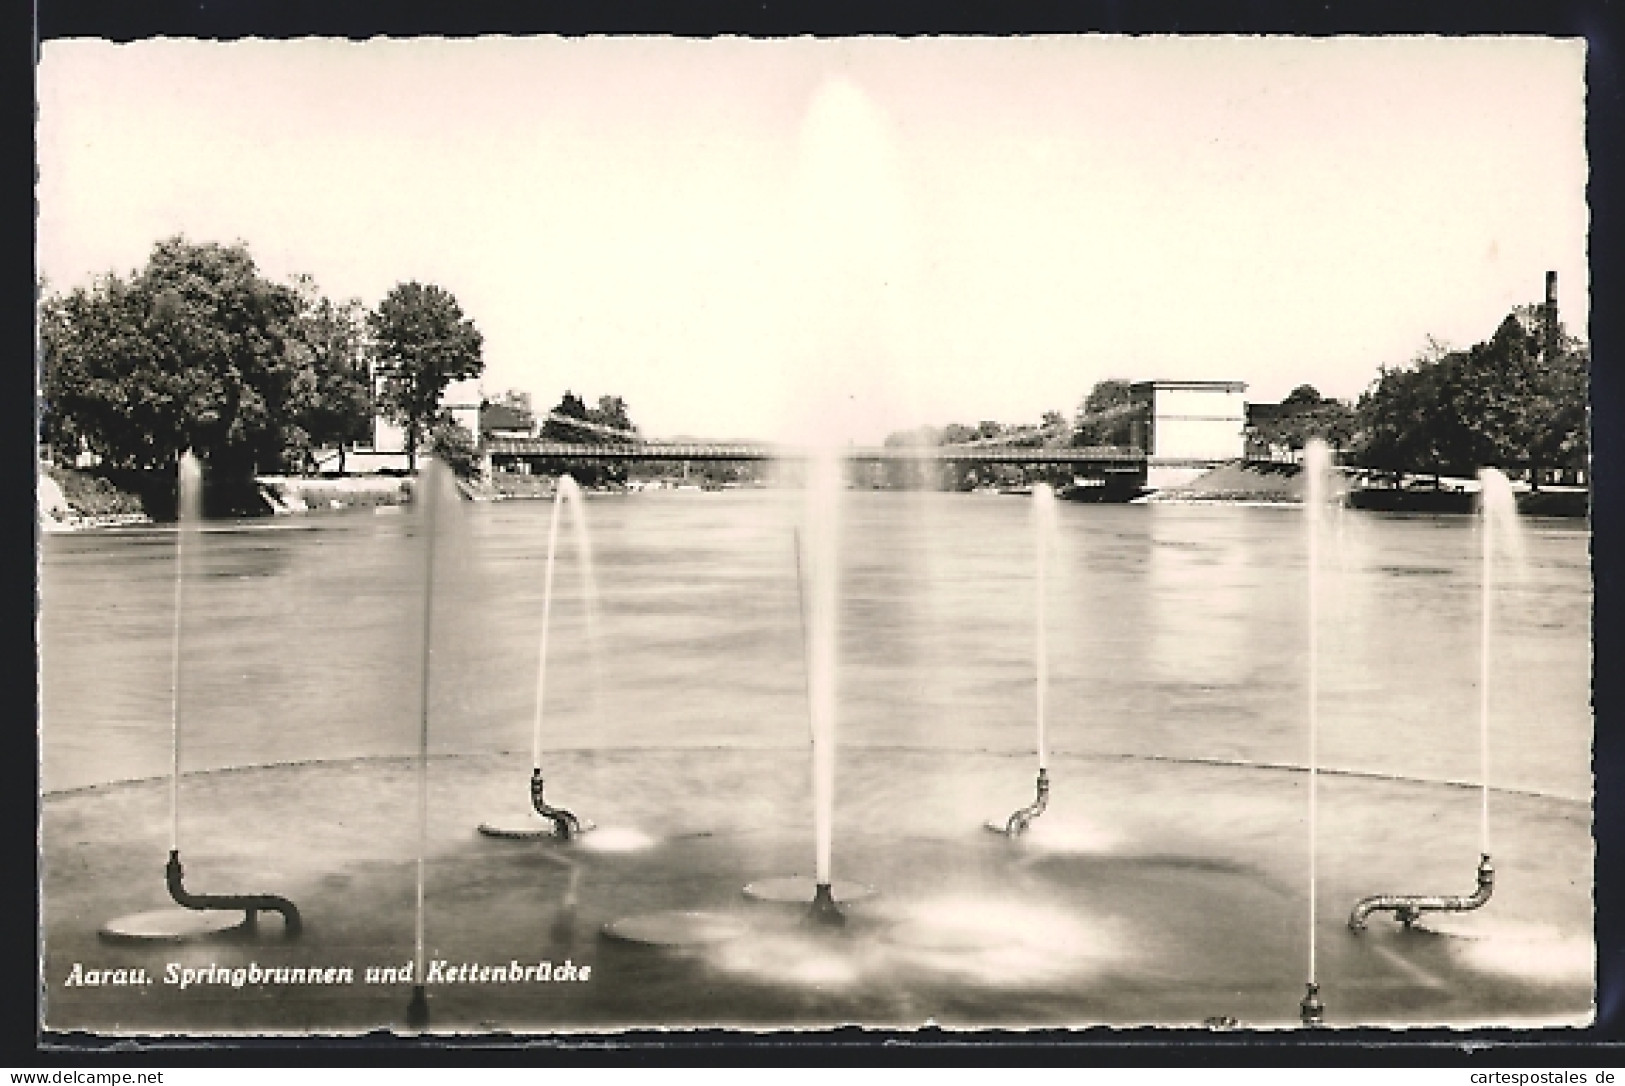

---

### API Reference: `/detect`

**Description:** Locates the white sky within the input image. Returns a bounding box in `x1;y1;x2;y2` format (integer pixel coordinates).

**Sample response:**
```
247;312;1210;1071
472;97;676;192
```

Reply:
37;36;1588;444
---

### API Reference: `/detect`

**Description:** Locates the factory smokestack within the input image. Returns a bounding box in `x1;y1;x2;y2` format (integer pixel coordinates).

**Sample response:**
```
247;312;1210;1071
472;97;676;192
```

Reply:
1544;271;1559;360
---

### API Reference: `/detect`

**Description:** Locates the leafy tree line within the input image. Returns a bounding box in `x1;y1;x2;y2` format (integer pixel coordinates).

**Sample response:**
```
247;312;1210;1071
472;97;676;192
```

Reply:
882;295;1586;484
1242;317;1585;481
1070;378;1144;448
523;390;642;486
538;391;638;443
1249;384;1358;458
878;413;1075;490
1353;312;1587;480
40;237;485;504
1216;305;1585;478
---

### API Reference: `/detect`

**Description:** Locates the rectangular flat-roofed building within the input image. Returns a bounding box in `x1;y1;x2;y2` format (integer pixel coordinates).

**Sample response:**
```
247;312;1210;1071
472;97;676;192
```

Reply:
1130;379;1248;462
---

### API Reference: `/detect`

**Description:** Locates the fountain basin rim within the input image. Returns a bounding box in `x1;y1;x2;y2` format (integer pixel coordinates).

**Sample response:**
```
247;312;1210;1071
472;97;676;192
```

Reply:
46;749;1589;808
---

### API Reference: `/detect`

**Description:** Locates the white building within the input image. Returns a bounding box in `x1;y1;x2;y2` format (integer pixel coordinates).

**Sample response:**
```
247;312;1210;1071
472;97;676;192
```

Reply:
1130;379;1248;489
370;376;482;455
323;374;484;474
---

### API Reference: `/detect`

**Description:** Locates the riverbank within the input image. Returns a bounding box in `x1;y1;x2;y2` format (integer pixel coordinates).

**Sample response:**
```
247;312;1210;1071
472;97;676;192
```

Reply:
38;464;424;532
39;461;1588;529
1145;462;1586;516
1144;462;1324;505
257;475;416;514
39;465;152;532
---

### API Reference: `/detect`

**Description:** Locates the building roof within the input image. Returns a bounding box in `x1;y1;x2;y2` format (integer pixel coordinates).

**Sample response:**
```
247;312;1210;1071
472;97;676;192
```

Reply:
1246;402;1293;424
1129;379;1248;393
480;402;534;435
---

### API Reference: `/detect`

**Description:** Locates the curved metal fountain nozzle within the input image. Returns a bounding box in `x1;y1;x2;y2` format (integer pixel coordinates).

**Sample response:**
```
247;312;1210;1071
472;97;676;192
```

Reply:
806;882;846;927
1348;853;1495;931
530;768;585;841
1299;981;1325;1027
166;849;302;936
1002;767;1051;837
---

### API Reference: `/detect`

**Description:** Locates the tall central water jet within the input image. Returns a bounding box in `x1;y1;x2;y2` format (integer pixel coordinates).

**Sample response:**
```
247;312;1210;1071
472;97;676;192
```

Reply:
804;448;843;923
740;448;875;919
741;76;902;922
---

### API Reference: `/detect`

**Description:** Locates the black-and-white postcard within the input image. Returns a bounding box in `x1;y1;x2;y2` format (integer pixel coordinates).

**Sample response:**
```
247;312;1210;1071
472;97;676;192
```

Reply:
36;31;1594;1038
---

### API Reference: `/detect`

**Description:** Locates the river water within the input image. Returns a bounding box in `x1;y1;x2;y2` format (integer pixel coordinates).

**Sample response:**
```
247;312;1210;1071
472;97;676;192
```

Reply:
39;491;1592;803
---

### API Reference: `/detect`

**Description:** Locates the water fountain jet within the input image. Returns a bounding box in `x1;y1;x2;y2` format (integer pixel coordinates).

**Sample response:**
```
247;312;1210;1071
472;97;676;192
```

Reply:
479;475;597;841
1347;467;1516;932
405;457;450;1029
989;483;1056;837
405;985;430;1029
1300;439;1330;1026
806;882;847;927
741;450;875;924
100;451;301;943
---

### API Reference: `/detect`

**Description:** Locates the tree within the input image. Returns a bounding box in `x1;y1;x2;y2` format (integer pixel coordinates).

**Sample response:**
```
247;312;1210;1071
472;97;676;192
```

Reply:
1355;352;1461;475
1072;378;1145;447
539;391;595;441
369;282;484;471
1449;314;1588;480
1249;385;1358;457
1524;334;1589;477
428;416;480;480
589;395;638;438
497;388;535;423
536;391;640;485
882;424;943;448
287;286;372;473
1351;315;1588;480
39;237;309;483
538;391;640;443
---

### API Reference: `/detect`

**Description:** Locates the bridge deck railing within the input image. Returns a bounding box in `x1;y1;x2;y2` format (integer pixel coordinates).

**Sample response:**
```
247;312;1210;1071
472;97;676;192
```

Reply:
484;438;1146;465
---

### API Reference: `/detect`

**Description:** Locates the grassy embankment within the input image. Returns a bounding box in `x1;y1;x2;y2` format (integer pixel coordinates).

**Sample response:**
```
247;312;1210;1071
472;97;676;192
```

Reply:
39;464;153;529
43;464;148;517
41;464;420;528
257;475;415;513
1148;461;1315;504
1152;461;1586;516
